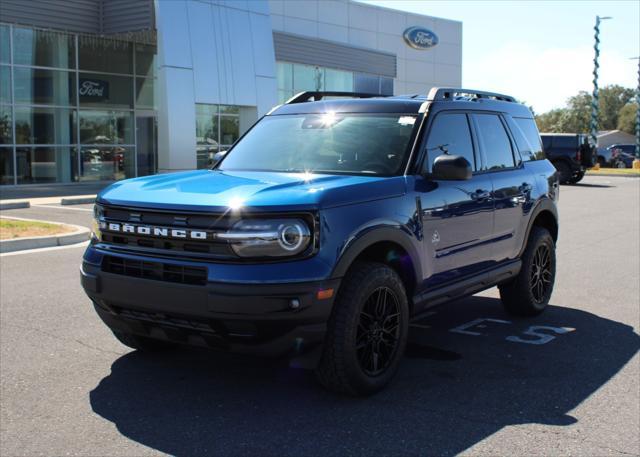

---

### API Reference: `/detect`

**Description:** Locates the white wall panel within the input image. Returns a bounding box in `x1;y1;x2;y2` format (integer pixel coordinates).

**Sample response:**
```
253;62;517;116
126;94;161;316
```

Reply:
377;8;406;35
317;0;348;27
250;13;277;78
156;0;192;69
187;1;220;103
157;67;197;171
284;16;319;38
318;23;349;43
226;8;258;106
283;0;318;21
348;29;377;49
255;76;278;117
348;2;377;31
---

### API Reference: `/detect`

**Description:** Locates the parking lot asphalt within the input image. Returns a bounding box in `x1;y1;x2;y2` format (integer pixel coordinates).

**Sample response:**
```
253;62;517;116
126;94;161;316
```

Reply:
1;175;638;456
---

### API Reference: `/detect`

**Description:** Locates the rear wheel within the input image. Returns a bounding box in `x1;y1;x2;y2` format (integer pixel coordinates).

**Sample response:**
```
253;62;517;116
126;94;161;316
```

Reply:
554;161;572;184
112;331;173;352
616;160;627;169
568;171;585;184
316;262;409;396
499;227;556;316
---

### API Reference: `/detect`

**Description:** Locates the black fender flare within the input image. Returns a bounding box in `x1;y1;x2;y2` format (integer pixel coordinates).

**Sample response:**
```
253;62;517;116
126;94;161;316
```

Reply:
331;225;423;285
518;197;559;257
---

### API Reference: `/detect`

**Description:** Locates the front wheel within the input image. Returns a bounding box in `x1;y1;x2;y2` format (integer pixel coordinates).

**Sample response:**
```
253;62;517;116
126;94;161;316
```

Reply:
499;227;556;316
316;262;409;396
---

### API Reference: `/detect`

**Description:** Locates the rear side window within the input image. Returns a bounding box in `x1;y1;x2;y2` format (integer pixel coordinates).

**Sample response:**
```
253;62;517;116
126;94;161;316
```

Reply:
552;136;577;148
423;113;476;173
474;113;515;170
513;117;544;161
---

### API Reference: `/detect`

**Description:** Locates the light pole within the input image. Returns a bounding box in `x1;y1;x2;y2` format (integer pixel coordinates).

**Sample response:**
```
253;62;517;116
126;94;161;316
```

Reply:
590;15;612;159
631;57;640;169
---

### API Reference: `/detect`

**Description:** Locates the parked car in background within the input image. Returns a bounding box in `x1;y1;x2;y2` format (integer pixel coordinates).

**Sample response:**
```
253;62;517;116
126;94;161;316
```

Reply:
540;133;595;184
596;147;612;167
609;144;637;168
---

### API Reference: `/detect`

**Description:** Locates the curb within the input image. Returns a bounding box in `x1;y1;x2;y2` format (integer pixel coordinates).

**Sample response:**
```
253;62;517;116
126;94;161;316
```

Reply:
0;201;30;210
0;216;90;253
61;197;95;205
586;172;640;178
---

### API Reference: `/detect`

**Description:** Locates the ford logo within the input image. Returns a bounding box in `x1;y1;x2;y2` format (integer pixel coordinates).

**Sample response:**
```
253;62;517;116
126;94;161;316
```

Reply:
403;26;439;50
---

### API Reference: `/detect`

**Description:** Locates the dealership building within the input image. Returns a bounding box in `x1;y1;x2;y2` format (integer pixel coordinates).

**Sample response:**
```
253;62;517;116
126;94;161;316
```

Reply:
0;0;462;186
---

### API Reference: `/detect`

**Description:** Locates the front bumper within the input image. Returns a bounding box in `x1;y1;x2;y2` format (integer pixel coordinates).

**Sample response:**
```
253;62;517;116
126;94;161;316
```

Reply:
81;251;340;357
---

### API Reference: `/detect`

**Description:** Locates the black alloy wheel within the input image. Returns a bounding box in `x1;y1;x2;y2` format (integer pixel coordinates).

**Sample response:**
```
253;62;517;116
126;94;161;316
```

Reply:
530;244;552;304
356;286;401;376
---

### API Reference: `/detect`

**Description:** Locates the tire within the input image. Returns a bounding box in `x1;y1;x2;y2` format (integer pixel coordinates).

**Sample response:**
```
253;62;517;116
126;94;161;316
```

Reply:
568;171;585;184
499;227;556;316
112;330;173;352
597;156;606;167
616;160;627;169
554;161;572;184
315;261;409;396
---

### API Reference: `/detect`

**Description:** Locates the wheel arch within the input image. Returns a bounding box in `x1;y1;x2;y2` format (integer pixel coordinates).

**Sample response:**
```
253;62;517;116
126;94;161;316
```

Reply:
331;227;423;304
518;199;559;257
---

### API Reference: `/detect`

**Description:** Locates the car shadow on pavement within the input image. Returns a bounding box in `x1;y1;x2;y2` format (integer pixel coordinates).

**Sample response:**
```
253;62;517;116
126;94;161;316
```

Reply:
90;296;639;456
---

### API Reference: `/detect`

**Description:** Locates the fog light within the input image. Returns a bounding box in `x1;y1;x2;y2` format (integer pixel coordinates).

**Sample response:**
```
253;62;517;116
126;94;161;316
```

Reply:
289;299;300;309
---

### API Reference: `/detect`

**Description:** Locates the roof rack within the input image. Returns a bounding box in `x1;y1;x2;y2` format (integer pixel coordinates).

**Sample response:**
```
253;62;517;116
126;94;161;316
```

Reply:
427;87;516;103
285;91;382;104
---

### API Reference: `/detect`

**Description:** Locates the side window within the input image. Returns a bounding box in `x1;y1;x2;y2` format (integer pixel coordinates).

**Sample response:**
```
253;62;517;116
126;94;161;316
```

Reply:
474;114;515;170
423;113;475;173
510;117;544;161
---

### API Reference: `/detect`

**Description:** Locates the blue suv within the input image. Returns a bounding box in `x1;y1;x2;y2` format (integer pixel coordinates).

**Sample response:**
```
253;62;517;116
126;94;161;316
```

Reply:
81;88;559;395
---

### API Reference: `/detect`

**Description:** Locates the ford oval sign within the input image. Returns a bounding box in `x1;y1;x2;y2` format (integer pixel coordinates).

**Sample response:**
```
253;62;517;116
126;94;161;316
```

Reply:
403;26;439;50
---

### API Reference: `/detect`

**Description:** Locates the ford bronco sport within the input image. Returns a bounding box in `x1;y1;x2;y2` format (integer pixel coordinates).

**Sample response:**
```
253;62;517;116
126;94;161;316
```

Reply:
81;88;559;396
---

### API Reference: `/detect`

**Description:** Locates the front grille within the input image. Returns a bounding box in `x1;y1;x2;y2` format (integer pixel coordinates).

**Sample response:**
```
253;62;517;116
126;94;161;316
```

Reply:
102;255;207;286
98;204;236;258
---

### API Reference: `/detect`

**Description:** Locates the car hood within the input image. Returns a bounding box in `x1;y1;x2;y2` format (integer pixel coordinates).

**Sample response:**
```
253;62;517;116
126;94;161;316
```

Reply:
97;170;406;212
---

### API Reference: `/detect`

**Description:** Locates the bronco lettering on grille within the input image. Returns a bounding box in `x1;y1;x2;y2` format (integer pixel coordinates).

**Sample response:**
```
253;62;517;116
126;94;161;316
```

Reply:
101;222;210;240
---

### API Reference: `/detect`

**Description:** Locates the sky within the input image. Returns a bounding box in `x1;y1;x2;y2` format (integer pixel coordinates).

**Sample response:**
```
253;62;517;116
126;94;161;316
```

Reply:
360;0;640;114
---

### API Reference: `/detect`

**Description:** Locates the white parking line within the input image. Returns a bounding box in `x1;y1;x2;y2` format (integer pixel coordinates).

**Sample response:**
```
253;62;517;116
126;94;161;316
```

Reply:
31;204;93;212
0;241;89;257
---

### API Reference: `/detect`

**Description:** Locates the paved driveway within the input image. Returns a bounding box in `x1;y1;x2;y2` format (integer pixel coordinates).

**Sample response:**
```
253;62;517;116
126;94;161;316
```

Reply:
1;175;638;456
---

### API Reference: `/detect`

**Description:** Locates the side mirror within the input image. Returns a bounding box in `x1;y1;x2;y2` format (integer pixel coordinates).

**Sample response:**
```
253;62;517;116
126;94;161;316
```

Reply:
212;150;228;166
431;154;472;180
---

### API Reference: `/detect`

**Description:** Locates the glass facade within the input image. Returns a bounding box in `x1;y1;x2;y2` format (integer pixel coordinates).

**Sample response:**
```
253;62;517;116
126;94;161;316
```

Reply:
276;61;393;104
0;23;157;185
195;104;240;169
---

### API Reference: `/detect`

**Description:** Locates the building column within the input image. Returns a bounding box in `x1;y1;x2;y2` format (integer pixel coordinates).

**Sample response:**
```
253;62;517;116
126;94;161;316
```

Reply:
156;66;197;173
155;0;197;173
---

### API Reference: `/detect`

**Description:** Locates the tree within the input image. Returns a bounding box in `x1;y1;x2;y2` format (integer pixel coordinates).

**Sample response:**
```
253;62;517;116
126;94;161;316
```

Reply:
534;85;635;134
598;85;636;130
617;103;638;135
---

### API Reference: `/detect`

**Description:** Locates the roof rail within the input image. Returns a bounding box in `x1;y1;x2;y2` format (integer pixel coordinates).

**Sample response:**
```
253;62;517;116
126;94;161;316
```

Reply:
427;87;516;103
285;91;382;104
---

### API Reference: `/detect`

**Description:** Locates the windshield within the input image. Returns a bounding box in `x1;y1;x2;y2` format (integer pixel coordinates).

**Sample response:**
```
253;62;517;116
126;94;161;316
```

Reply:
218;113;418;176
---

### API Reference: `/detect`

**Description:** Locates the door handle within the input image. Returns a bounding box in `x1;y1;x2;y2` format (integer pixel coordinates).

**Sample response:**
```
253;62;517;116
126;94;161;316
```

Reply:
519;183;533;193
471;189;492;201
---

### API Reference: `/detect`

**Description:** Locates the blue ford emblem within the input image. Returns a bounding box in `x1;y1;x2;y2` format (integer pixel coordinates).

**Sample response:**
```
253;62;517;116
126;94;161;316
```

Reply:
403;26;439;50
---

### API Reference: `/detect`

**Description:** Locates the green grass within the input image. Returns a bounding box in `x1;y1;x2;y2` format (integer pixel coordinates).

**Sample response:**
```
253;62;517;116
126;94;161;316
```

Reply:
0;218;74;240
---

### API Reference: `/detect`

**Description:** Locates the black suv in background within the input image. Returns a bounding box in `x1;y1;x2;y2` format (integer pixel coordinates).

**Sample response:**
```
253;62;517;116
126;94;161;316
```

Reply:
540;133;595;183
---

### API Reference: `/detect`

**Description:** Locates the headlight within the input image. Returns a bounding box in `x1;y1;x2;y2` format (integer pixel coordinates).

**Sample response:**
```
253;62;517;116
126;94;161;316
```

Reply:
91;204;103;241
219;218;312;258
